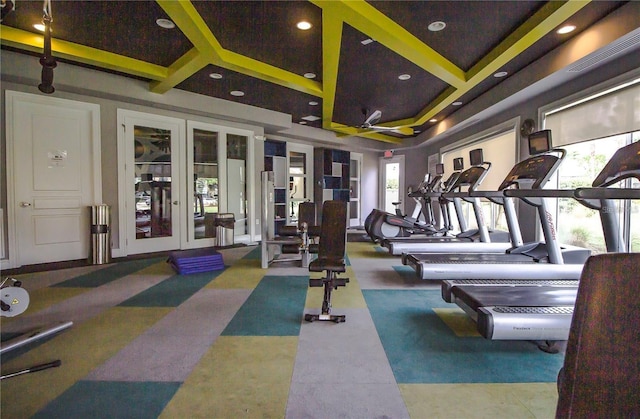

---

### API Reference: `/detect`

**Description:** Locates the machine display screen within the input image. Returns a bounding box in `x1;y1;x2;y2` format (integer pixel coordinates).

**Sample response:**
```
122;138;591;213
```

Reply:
453;157;464;171
528;130;552;155
470;148;484;166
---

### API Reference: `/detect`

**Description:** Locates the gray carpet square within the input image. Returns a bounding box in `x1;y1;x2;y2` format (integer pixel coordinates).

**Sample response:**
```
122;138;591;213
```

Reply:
294;308;396;384
286;382;410;419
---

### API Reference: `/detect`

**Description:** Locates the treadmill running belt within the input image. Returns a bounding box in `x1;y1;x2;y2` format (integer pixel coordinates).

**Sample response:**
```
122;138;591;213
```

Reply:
429;253;540;264
452;285;578;311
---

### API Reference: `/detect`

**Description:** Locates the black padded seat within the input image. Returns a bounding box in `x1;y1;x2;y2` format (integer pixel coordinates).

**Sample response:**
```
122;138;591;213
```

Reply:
308;258;346;273
305;200;349;323
556;253;640;418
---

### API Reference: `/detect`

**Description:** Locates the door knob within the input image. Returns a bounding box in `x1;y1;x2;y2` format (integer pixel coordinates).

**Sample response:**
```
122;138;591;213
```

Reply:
20;202;32;207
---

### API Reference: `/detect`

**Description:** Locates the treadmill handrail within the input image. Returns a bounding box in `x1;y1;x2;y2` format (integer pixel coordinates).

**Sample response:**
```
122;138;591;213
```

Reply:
574;187;640;200
503;189;575;198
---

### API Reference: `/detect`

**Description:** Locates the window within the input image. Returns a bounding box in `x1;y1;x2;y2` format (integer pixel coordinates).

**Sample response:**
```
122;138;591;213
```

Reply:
543;75;640;253
552;134;638;253
441;127;517;233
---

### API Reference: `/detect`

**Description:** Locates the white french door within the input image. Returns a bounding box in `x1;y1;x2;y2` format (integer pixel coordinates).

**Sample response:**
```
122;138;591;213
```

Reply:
118;110;185;255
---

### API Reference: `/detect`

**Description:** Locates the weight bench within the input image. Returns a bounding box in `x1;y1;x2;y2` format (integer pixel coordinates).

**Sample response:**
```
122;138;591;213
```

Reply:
556;253;640;417
304;200;349;323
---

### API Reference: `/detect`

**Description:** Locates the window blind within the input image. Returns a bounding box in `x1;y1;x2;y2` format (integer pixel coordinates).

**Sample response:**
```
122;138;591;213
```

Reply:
544;80;640;147
441;130;516;191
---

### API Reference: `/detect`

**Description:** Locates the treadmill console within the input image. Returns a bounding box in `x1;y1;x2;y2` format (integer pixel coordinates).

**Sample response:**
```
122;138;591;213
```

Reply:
591;140;640;187
453;157;464;171
498;154;563;191
448;165;489;192
436;163;445;175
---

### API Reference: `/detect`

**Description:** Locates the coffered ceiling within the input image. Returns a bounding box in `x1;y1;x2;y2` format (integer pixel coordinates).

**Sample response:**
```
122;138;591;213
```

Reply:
0;0;628;144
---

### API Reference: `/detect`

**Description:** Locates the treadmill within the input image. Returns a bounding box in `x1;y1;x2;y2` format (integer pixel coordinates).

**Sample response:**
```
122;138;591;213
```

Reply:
403;130;591;281
442;140;640;347
383;150;511;255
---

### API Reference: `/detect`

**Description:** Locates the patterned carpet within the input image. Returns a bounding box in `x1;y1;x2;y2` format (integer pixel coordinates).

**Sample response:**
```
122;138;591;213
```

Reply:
1;242;562;418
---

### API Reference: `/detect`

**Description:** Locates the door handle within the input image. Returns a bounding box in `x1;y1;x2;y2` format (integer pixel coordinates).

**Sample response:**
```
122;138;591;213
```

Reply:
172;201;179;205
20;202;32;207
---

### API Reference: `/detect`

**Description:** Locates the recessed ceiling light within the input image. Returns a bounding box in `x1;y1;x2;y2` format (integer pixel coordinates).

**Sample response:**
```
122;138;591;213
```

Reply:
494;71;508;78
301;115;321;121
361;38;375;45
452;101;463;106
557;25;576;34
299;121;308;125
398;74;411;81
429;118;438;123
209;73;223;79
33;23;47;31
304;73;316;79
297;21;312;30
230;90;245;97
156;18;175;29
428;21;446;32
309;101;319;106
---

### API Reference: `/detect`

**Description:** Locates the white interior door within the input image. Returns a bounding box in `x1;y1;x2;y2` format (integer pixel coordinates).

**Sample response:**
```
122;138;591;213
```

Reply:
379;155;405;214
119;110;184;255
7;91;101;267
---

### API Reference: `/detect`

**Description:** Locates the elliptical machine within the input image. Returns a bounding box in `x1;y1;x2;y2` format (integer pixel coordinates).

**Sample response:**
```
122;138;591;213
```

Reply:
365;167;444;243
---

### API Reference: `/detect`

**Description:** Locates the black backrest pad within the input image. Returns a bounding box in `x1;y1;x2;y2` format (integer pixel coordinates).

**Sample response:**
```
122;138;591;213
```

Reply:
591;140;640;187
298;201;316;228
318;200;347;260
556;253;640;417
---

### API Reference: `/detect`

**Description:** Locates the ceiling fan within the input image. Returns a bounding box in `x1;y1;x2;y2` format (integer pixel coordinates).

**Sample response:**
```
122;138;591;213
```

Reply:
355;109;414;136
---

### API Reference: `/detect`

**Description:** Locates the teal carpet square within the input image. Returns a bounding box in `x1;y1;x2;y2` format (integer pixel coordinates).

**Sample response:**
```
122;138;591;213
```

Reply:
53;258;164;288
392;265;420;282
33;381;181;419
119;270;224;307
364;289;565;384
222;275;309;336
242;245;263;259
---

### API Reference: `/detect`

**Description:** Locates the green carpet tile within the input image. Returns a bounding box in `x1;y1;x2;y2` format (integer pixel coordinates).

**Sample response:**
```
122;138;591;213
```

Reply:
222;275;309;336
242;245;263;259
53;258;165;288
118;269;225;307
392;264;422;282
363;289;565;384
32;381;181;419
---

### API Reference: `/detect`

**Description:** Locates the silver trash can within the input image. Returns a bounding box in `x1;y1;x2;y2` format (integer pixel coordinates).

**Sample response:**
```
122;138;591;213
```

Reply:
214;213;235;247
90;204;111;264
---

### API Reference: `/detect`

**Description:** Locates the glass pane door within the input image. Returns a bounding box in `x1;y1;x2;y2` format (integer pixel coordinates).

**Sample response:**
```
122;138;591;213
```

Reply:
380;155;404;214
193;128;219;240
121;110;183;255
134;125;173;240
227;133;248;238
288;151;307;223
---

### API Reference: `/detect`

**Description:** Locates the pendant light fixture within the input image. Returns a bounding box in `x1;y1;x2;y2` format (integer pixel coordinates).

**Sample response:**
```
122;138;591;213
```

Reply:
38;0;56;94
